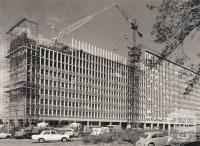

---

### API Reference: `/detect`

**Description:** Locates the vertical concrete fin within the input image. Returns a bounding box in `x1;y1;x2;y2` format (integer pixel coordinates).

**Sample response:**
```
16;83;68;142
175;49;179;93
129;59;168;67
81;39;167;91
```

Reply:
85;42;88;53
75;39;78;48
72;38;74;48
91;45;94;56
88;44;91;54
81;41;84;51
78;40;80;50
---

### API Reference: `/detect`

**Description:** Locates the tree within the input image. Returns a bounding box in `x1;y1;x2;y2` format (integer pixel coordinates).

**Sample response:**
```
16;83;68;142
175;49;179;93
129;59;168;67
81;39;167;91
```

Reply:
148;0;200;95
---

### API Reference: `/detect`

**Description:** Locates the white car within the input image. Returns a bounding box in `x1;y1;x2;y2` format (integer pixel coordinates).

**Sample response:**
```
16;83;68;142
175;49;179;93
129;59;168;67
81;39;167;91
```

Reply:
64;129;79;137
64;129;74;137
136;132;172;146
31;130;70;143
0;131;12;139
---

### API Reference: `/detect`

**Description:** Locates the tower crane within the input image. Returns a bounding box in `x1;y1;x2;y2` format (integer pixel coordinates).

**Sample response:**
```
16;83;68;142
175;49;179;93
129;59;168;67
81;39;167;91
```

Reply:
52;3;116;50
114;5;143;48
51;2;143;59
114;5;143;64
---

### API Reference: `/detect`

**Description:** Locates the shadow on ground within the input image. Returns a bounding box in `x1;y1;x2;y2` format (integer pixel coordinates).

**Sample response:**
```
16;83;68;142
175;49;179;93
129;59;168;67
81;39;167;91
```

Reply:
183;141;200;146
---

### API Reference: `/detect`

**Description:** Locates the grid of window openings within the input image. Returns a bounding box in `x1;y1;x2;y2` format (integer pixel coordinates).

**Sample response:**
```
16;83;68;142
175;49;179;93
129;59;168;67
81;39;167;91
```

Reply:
39;46;132;121
139;51;200;124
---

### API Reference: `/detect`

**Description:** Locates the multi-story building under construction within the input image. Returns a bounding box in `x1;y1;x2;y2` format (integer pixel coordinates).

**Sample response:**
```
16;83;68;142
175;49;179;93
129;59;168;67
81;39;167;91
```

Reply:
5;18;141;127
6;18;200;130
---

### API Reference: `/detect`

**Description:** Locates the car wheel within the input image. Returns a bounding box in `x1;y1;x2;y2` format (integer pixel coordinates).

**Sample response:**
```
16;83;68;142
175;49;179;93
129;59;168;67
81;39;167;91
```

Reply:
23;135;27;139
39;138;45;143
6;135;11;139
148;143;155;146
61;137;67;142
169;140;174;145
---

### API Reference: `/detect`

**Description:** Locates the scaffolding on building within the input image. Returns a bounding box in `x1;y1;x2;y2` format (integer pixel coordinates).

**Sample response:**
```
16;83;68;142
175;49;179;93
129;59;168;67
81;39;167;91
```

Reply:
0;34;10;125
5;18;40;127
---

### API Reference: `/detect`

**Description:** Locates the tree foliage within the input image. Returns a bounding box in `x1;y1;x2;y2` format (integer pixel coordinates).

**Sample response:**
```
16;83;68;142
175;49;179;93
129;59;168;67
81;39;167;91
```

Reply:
149;0;200;95
152;0;200;44
148;0;200;64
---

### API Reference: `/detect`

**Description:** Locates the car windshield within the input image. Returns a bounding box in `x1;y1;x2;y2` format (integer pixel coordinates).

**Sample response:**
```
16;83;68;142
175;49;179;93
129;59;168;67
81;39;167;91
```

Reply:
19;129;24;132
141;134;148;139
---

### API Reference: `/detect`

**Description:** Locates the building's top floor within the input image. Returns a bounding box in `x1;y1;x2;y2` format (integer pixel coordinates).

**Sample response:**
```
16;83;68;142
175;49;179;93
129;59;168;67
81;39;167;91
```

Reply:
39;38;128;65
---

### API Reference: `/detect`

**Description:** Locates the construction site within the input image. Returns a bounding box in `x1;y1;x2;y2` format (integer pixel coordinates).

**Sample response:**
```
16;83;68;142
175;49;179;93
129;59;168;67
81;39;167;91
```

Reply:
1;0;200;134
4;3;142;128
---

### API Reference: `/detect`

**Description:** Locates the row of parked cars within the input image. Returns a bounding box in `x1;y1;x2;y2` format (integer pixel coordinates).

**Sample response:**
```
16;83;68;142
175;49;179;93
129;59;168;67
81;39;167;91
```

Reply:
0;126;79;140
0;129;74;143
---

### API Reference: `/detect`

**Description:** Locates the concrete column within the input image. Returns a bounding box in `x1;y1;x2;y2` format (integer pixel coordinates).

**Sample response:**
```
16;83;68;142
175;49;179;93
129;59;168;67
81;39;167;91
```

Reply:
28;118;31;127
144;123;146;129
168;124;171;131
99;122;101;127
151;123;153;130
163;124;165;131
87;121;89;127
58;120;61;127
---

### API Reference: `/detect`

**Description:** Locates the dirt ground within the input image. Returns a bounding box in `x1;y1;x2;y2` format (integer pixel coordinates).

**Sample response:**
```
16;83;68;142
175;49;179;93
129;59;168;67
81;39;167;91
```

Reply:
0;139;133;146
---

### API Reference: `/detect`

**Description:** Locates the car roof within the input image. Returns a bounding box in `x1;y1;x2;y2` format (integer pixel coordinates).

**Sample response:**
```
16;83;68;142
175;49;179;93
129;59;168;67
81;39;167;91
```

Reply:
43;130;55;132
144;132;162;135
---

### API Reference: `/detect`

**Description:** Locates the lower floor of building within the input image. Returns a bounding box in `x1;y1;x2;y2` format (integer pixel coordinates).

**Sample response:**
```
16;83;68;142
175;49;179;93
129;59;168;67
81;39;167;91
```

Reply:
7;116;195;131
136;122;194;131
8;116;130;129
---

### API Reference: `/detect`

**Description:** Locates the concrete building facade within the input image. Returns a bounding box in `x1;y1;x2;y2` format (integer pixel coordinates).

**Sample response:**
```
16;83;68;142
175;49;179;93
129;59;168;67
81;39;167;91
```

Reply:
6;20;135;127
6;18;200;129
37;39;133;127
138;51;200;130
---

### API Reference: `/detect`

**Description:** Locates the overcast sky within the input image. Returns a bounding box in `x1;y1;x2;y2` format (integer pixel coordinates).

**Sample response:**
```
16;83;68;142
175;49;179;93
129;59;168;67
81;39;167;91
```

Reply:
0;0;160;55
0;0;200;117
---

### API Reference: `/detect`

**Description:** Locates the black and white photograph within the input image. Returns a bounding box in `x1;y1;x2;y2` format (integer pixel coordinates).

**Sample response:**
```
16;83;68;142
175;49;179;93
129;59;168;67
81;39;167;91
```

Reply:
0;0;200;146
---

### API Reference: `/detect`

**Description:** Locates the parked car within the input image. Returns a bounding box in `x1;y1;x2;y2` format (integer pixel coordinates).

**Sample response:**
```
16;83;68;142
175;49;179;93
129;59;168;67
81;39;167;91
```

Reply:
31;130;70;143
136;132;172;146
64;129;79;137
91;127;109;136
13;129;27;139
0;131;12;139
14;127;40;139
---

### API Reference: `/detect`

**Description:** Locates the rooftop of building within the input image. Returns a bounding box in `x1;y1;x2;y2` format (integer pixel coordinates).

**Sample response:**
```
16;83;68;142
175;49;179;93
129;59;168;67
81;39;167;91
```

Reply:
39;38;128;65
